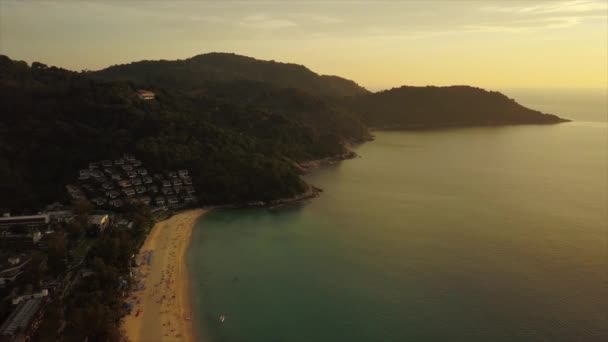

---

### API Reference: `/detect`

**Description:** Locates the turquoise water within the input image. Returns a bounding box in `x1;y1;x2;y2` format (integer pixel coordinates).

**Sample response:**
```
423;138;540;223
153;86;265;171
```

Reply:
188;91;607;342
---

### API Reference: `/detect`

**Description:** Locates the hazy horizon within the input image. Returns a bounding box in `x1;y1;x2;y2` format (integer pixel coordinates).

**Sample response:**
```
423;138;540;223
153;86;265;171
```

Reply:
1;0;606;90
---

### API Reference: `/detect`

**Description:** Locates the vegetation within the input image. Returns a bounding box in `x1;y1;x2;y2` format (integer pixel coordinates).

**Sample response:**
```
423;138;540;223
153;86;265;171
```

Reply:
27;204;155;341
188;80;371;159
90;52;369;98
347;85;568;129
91;53;373;160
0;54;568;213
0;55;307;210
0;52;570;341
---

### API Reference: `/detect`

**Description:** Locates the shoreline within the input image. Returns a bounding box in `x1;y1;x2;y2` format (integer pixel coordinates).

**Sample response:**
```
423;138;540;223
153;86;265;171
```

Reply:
122;208;208;342
367;119;570;131
119;153;352;339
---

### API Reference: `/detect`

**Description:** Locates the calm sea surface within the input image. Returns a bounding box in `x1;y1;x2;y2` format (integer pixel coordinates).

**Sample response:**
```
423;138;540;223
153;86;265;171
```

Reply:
188;89;607;342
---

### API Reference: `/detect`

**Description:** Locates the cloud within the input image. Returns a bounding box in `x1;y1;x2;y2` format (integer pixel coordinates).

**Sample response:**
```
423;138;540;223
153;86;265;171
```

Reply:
287;13;343;24
465;16;583;33
473;0;606;33
481;0;607;14
187;15;226;23
240;13;297;30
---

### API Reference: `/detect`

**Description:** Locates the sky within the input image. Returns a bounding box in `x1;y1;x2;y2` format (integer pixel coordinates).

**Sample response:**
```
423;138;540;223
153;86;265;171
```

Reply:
1;0;606;90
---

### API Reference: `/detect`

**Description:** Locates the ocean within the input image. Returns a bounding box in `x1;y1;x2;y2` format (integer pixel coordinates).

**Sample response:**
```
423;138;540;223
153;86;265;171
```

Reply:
188;88;607;342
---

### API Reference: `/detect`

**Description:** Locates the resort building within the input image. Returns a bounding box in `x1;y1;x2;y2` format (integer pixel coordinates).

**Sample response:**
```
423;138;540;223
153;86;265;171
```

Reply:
0;298;43;338
92;197;108;206
11;289;49;305
46;210;74;223
90;170;103;178
136;90;155;100
118;179;131;188
78;169;90;180
107;190;120;199
110;199;124;208
0;214;49;230
0;257;29;289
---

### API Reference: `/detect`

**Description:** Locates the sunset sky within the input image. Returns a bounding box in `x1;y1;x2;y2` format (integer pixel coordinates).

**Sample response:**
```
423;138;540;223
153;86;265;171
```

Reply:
1;0;606;90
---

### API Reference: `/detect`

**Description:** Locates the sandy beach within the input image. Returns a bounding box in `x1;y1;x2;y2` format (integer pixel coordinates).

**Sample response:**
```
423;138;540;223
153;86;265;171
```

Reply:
122;208;207;342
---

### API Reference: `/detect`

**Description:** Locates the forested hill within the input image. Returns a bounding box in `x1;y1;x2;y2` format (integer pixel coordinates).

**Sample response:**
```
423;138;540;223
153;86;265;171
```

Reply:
92;53;567;130
347;86;568;129
0;55;324;209
0;54;569;210
90;52;369;98
90;52;372;157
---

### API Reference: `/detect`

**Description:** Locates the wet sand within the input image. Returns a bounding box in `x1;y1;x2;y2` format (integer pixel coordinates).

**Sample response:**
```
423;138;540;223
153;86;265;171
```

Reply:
122;209;207;342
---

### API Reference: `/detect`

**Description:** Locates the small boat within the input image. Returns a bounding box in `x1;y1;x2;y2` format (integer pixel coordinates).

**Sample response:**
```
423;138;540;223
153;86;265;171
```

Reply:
219;315;225;323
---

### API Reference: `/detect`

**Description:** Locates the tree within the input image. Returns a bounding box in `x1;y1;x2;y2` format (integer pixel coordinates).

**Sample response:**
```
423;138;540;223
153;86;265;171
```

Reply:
21;251;47;289
33;303;63;341
31;61;48;70
73;199;93;222
66;221;84;237
47;232;67;276
68;298;122;341
131;203;153;238
72;199;93;236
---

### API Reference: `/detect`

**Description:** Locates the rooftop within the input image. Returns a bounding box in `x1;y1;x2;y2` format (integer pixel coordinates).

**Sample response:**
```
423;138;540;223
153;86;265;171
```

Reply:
0;298;42;337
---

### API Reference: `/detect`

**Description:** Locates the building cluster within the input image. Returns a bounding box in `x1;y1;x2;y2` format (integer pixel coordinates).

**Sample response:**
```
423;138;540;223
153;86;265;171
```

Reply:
0;297;44;337
0;213;50;339
0;213;49;256
0;211;110;339
0;153;198;339
74;154;197;209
